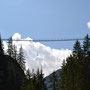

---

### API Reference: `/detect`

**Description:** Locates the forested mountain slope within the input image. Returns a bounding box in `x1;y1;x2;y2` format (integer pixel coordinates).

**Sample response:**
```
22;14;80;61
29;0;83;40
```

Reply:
0;53;25;90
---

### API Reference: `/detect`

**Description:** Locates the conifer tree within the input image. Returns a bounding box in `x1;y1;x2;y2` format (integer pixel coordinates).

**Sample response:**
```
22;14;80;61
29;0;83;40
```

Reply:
26;69;35;90
32;71;37;90
26;69;31;80
73;40;83;59
0;35;4;54
7;37;14;57
17;46;26;71
83;34;90;89
36;69;47;90
40;69;47;90
59;35;90;90
7;37;18;61
48;71;58;90
59;60;66;89
13;44;18;60
83;34;90;57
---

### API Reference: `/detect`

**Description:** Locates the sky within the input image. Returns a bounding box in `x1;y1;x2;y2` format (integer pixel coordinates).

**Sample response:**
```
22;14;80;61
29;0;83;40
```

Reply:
0;0;90;76
0;0;90;49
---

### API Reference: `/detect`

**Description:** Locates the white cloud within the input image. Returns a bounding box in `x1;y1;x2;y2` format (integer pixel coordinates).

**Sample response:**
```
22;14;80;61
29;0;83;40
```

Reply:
12;33;21;40
87;21;90;29
4;33;72;76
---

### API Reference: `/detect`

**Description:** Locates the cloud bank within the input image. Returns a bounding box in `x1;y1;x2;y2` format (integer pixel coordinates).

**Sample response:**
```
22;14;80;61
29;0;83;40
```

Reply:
4;33;72;76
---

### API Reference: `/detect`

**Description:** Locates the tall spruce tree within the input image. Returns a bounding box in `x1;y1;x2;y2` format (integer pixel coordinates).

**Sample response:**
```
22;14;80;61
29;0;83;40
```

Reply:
7;37;18;60
26;69;31;80
48;71;58;90
7;37;14;57
83;34;90;57
73;40;83;59
59;35;90;90
32;71;37;90
40;69;47;90
0;35;4;54
59;60;66;89
12;44;18;60
17;46;26;71
36;69;47;90
26;69;35;90
83;34;90;89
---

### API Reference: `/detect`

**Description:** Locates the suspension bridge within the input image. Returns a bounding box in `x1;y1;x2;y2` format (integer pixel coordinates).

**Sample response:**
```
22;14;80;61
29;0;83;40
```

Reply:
1;38;89;42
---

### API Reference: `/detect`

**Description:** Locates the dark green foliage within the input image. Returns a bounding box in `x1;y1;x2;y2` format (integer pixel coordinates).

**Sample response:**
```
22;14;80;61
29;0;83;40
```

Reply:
83;34;90;89
0;54;8;90
20;78;27;90
48;71;58;90
26;69;47;90
0;35;47;90
0;53;25;90
1;34;90;90
59;34;90;90
0;35;4;54
7;37;14;57
0;37;26;90
26;69;31;80
7;37;26;71
73;40;83;59
13;44;18;60
17;46;26;71
83;34;90;57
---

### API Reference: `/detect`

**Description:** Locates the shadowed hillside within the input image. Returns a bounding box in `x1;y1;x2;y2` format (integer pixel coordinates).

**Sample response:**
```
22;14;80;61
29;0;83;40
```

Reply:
0;53;25;90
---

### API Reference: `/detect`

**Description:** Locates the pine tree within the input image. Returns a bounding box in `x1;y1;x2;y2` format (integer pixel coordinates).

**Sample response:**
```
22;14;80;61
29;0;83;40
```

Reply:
12;44;18;60
26;69;31;80
7;37;14;57
26;69;35;90
36;69;41;90
48;71;58;90
83;34;90;57
59;35;90;90
36;69;47;90
40;69;47;90
17;46;26;71
7;37;18;61
32;71;37;90
0;35;4;54
59;60;66;89
73;40;83;59
83;34;90;89
26;81;34;90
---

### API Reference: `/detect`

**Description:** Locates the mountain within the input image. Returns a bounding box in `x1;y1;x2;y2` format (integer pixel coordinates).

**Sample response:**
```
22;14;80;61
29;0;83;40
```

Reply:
45;69;61;90
0;53;25;90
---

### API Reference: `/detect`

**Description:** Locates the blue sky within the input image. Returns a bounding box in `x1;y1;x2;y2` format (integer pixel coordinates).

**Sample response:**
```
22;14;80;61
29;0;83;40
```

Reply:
0;0;90;49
